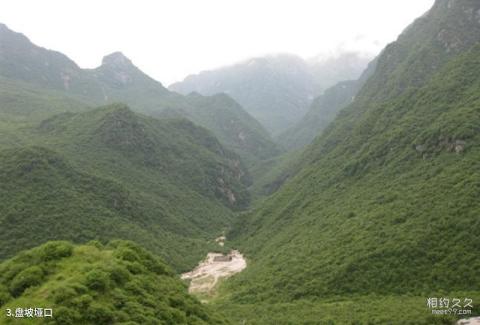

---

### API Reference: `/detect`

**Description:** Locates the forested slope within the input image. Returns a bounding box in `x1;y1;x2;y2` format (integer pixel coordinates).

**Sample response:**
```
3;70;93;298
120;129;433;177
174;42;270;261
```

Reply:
219;1;480;323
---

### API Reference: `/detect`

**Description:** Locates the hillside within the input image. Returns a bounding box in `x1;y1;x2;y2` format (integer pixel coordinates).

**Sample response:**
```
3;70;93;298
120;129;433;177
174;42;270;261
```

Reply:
277;79;360;151
0;104;251;271
0;240;229;324
0;23;278;166
170;53;371;135
277;59;377;151
35;104;251;209
218;0;480;323
182;93;281;163
159;92;281;167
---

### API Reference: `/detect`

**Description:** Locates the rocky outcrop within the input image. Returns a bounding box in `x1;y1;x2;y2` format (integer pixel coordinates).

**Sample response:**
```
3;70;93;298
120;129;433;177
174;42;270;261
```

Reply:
415;136;467;157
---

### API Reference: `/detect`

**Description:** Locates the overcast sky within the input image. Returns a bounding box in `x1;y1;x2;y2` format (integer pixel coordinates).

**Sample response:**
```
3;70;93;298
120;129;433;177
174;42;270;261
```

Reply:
1;0;434;86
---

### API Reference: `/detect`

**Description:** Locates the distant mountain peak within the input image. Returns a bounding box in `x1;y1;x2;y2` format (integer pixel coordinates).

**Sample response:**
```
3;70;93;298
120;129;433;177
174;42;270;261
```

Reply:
0;22;32;43
101;51;134;69
97;52;147;87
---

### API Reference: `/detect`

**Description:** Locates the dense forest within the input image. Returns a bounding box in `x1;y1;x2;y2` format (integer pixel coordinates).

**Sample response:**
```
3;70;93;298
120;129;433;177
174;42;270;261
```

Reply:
0;0;479;324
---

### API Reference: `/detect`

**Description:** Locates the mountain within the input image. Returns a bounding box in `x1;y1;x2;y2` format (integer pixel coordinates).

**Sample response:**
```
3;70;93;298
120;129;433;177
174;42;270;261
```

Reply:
169;52;371;135
217;1;480;323
277;58;378;151
170;54;315;135
0;23;83;92
0;23;278;166
159;92;281;166
0;240;229;324
0;104;250;271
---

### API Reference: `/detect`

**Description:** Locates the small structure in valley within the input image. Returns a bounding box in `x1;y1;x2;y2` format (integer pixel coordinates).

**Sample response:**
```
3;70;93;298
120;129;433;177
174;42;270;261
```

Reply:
213;255;232;262
215;235;226;247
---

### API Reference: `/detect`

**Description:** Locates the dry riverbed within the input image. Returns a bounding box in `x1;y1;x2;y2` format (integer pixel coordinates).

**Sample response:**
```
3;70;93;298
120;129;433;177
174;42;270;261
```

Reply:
458;317;480;325
181;250;246;299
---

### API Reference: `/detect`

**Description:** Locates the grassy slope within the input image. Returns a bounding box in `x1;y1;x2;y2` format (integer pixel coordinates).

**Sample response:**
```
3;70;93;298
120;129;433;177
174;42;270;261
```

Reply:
0;240;230;324
216;1;480;323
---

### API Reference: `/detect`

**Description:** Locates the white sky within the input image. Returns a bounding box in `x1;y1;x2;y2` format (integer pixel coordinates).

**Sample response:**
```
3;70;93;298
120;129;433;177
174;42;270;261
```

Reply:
0;0;434;86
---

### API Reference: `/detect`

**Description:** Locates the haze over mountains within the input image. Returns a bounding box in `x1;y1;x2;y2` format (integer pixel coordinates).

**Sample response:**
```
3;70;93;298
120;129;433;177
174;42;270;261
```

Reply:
170;52;371;135
0;23;279;167
1;0;479;324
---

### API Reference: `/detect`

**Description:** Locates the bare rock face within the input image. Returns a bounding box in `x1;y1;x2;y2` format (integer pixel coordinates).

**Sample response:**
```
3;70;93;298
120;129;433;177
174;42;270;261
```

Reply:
415;135;468;157
99;52;136;86
454;140;466;153
216;177;237;205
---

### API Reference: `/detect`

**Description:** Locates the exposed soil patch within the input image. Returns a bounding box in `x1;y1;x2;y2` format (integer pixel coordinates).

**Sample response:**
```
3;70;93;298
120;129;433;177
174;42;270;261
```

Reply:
181;250;246;297
458;317;480;325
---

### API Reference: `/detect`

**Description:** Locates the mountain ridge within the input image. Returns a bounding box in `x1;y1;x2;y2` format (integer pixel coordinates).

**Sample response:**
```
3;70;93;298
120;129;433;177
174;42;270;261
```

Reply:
0;23;279;166
169;52;371;135
0;104;251;271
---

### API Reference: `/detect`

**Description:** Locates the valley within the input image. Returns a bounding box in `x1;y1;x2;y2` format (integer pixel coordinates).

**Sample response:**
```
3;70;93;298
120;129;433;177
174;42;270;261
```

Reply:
0;0;479;324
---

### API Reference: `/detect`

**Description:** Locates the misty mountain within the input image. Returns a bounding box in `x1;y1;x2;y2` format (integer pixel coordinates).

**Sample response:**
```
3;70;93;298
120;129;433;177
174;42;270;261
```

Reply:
169;52;371;135
0;23;279;166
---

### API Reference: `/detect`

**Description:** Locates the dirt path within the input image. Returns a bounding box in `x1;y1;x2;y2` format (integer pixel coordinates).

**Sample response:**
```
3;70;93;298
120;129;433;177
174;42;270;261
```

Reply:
181;250;246;297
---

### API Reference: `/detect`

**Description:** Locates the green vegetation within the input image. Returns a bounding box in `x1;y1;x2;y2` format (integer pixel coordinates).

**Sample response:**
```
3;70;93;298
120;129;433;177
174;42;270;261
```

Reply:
217;1;480;323
277;58;377;151
214;294;480;325
248;149;304;200
35;104;251;210
180;93;281;167
277;80;359;151
170;53;370;135
170;54;315;135
0;240;230;324
1;1;480;324
0;104;252;272
0;24;278;167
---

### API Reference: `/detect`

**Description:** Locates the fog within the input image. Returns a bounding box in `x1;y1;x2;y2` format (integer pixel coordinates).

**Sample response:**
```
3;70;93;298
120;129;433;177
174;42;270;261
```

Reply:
0;0;434;85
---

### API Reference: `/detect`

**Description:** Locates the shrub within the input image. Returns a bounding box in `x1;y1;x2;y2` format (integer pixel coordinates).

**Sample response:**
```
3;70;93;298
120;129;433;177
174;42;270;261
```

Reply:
9;266;44;296
51;285;79;304
53;306;81;325
86;303;114;324
40;241;74;261
108;265;131;285
0;285;12;306
84;269;110;291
